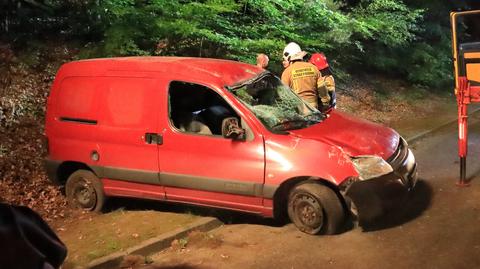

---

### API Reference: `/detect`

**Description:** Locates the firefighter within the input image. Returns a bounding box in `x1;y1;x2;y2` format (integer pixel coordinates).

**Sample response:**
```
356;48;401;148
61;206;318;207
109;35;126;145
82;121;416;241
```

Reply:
310;52;336;109
281;42;328;110
256;53;269;69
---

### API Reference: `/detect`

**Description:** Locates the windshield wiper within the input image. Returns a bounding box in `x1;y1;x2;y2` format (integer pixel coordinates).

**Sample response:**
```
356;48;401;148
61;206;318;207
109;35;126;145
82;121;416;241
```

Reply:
303;112;325;122
272;119;317;131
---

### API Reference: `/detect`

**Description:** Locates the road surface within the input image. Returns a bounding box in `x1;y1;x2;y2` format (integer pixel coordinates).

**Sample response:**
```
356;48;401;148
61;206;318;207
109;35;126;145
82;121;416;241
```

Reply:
146;114;480;269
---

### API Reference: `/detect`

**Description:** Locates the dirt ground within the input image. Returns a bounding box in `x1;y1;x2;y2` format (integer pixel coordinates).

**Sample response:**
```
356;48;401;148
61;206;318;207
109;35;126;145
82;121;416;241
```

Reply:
0;43;77;224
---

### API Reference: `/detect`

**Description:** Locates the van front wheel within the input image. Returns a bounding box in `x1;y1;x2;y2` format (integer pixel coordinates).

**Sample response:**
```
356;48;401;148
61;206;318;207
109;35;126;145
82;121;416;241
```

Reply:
288;182;344;235
65;170;105;212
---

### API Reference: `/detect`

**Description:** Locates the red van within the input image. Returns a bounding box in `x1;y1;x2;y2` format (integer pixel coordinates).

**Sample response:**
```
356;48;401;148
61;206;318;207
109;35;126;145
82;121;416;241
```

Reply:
45;57;417;235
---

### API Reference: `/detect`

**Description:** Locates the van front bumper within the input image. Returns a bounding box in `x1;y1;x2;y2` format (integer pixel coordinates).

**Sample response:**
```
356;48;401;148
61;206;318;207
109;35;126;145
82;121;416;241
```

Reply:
340;140;418;222
386;137;418;190
381;148;418;191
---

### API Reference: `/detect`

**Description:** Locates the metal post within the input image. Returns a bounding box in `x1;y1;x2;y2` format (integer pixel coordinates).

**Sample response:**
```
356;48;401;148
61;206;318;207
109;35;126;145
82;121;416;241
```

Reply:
458;157;469;187
457;102;470;187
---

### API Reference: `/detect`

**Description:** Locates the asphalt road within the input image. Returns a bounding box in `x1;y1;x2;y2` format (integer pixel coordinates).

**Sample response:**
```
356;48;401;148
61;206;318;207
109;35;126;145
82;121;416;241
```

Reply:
147;114;480;269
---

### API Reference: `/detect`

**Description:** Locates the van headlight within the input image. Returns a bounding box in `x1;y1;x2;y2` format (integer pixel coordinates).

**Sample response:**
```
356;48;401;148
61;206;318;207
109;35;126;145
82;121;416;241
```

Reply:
351;155;393;180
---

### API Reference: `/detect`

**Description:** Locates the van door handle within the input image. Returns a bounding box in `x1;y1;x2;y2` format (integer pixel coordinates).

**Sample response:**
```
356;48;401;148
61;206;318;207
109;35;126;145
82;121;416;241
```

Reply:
145;133;163;145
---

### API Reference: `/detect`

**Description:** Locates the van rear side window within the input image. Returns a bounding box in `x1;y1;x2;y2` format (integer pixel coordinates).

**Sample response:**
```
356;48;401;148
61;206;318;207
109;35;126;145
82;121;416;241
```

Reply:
57;77;98;121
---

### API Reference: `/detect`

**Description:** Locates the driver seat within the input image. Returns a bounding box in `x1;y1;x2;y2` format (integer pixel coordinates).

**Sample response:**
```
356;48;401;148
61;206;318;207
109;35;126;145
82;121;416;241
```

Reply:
180;120;212;135
178;113;212;135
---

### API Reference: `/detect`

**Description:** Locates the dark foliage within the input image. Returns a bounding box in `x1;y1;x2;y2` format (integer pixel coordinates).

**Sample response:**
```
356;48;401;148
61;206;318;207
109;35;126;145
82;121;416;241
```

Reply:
1;0;479;88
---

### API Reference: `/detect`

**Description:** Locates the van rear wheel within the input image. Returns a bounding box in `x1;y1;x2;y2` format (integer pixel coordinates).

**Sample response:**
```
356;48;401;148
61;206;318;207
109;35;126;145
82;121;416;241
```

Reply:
65;170;105;212
288;182;344;235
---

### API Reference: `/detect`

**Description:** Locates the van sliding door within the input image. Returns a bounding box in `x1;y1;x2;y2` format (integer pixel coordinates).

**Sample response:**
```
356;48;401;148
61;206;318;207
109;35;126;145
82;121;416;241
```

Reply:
95;77;165;199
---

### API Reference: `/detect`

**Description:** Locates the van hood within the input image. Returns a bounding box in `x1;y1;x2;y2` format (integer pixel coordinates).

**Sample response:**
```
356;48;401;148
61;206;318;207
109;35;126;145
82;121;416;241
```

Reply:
289;111;399;160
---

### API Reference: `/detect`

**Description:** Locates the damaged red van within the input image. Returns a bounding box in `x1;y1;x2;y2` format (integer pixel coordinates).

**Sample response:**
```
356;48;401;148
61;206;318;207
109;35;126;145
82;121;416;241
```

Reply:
45;57;417;235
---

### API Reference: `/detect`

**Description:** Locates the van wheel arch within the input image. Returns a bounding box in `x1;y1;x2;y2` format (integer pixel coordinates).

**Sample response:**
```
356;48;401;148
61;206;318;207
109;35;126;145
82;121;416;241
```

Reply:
273;177;346;222
57;161;97;187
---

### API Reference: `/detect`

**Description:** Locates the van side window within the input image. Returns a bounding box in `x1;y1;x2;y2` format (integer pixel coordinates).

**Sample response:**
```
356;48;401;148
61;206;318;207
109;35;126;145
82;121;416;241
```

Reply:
169;81;238;136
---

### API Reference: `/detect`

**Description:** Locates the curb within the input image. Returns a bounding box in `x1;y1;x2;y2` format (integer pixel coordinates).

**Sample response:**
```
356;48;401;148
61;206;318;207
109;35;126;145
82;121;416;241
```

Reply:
405;107;480;144
87;217;223;269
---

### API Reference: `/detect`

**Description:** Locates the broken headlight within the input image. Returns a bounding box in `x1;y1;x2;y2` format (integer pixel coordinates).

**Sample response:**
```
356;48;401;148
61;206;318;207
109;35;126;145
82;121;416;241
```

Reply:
351;155;394;180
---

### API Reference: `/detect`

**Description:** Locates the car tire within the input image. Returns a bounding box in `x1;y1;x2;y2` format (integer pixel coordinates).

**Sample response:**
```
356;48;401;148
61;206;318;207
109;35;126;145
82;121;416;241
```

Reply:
288;182;345;235
65;170;105;212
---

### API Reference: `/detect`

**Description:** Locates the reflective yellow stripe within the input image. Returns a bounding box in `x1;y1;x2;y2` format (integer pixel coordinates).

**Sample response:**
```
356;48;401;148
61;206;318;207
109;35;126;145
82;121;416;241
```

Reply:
292;67;316;79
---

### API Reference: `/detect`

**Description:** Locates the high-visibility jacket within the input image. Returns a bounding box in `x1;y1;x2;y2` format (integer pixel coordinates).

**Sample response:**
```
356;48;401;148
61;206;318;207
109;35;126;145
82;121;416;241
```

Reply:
281;61;328;109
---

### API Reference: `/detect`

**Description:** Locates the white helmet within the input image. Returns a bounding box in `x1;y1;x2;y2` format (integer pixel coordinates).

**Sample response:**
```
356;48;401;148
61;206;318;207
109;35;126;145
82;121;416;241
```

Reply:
283;42;302;62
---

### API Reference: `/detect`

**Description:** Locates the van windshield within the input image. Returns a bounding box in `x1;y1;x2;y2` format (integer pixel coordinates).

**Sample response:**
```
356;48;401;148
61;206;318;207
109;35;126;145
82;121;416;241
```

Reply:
230;73;324;132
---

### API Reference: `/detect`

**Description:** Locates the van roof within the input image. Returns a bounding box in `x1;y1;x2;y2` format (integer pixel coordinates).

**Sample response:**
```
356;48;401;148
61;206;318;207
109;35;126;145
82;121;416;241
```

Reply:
58;57;265;86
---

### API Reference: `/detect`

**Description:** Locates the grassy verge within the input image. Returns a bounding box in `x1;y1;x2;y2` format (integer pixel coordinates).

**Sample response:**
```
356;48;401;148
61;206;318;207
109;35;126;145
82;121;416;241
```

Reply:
58;209;199;268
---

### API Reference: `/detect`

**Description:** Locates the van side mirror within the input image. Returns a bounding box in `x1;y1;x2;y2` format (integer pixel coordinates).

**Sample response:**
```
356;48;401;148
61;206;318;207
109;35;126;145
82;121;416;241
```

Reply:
221;117;246;141
459;42;480;85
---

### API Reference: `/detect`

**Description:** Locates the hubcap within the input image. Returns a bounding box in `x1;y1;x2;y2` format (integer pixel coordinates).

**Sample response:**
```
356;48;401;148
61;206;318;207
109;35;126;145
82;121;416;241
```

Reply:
295;194;323;230
73;178;96;210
